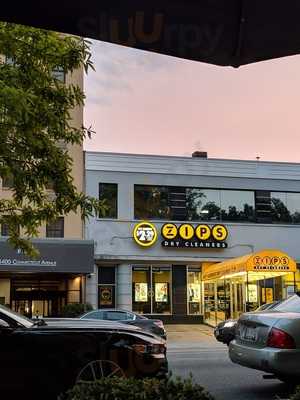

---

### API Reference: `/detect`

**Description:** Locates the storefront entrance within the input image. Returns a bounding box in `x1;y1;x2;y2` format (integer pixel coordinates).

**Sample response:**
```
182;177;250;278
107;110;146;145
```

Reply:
132;265;202;318
204;279;245;325
132;266;172;314
202;249;297;326
10;275;82;318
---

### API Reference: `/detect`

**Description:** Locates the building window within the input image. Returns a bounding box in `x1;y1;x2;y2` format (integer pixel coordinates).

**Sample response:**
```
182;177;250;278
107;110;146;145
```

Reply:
135;186;171;220
1;222;20;237
99;183;118;219
1;223;10;237
186;188;221;221
270;192;300;224
52;67;65;83
6;56;65;83
135;185;170;220
46;217;64;238
220;190;255;222
134;185;255;223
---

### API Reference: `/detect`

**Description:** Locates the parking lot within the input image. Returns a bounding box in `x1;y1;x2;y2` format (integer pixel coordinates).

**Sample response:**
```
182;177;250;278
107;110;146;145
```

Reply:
166;325;294;400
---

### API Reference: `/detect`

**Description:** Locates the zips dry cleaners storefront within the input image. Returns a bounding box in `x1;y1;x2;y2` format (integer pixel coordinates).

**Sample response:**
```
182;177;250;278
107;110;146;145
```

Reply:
85;152;300;325
86;217;300;325
0;239;94;318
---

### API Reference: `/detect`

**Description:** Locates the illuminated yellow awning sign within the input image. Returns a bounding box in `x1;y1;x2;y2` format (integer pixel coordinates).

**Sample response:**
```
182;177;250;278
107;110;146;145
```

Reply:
202;249;297;281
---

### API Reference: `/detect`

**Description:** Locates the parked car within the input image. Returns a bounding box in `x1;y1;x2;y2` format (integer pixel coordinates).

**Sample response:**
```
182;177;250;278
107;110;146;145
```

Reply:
214;301;281;345
80;309;167;339
229;294;300;382
0;305;168;400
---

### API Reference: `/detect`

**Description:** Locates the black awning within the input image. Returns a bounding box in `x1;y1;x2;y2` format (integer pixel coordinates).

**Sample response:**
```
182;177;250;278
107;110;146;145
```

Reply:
0;239;94;274
1;0;300;67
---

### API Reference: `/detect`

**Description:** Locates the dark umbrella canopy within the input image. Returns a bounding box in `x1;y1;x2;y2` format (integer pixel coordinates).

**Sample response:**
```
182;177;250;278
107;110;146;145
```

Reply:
1;0;300;67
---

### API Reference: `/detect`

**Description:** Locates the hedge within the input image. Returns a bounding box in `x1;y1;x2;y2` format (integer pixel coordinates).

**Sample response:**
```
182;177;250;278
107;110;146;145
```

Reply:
291;386;300;400
61;375;214;400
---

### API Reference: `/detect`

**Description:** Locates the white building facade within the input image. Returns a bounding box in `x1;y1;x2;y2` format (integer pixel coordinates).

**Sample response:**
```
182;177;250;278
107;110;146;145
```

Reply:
85;151;300;324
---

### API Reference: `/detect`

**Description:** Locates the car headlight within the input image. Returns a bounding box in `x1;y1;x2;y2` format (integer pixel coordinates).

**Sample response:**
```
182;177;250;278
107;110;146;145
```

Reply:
132;343;166;355
224;321;236;328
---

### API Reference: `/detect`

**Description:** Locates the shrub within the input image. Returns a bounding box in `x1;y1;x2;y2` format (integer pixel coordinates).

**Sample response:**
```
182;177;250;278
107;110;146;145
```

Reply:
291;386;300;400
61;375;214;400
61;303;93;318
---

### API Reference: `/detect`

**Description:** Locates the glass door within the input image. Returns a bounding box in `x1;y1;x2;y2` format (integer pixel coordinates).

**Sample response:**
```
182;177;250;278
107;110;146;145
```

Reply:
232;281;244;319
216;280;230;324
132;266;172;315
187;268;201;315
152;266;171;314
204;282;216;326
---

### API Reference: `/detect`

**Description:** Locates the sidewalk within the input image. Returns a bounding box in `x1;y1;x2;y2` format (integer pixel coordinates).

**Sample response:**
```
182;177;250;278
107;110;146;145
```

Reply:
165;324;225;349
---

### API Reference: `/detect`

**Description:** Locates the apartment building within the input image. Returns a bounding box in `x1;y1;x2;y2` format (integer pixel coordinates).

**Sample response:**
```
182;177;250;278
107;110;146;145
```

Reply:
0;57;94;318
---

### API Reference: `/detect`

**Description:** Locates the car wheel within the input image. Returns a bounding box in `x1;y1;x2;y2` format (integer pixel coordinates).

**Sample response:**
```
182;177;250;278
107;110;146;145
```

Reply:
76;360;125;383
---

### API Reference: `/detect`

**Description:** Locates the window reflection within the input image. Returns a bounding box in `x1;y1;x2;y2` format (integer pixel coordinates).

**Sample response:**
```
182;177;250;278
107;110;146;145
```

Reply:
287;193;300;223
220;190;255;222
134;186;171;220
133;185;300;225
271;192;292;223
99;183;118;219
186;189;221;221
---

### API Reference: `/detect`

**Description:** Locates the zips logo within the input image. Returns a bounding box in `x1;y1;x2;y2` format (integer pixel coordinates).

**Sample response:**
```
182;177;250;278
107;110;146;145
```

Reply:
133;222;157;247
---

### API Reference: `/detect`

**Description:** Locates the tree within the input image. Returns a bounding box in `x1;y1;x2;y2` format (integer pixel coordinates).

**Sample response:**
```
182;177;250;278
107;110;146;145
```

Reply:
0;22;105;255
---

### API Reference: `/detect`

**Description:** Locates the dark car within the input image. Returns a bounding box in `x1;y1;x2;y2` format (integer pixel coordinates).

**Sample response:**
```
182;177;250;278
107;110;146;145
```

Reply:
0;305;168;400
80;309;167;339
214;301;281;345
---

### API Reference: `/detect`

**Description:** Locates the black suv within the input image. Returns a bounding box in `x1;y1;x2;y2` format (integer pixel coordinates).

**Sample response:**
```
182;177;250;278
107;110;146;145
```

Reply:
0;305;168;400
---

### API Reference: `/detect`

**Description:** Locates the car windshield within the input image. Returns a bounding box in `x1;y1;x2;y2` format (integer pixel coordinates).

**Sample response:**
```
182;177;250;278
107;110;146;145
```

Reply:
273;294;300;313
0;304;34;328
256;300;281;312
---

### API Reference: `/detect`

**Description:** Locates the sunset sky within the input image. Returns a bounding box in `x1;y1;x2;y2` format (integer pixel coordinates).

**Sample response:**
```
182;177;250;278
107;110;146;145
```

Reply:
84;40;300;162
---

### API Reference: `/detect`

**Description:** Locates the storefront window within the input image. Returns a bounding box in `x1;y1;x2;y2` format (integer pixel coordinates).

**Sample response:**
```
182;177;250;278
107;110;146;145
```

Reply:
204;282;216;326
98;266;116;309
216;280;231;323
152;267;171;314
187;268;201;315
132;267;151;314
132;266;171;314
